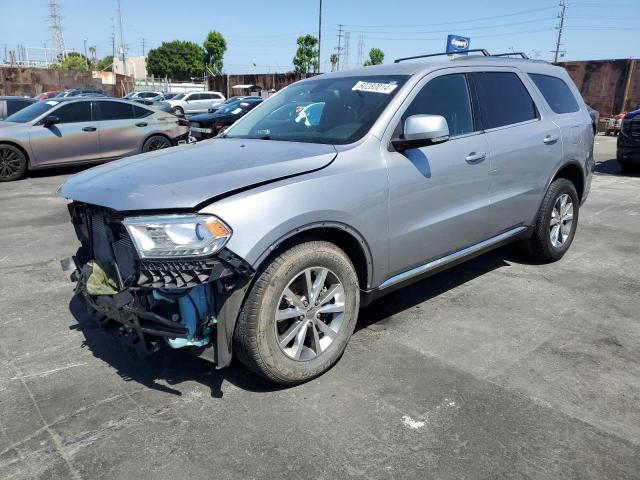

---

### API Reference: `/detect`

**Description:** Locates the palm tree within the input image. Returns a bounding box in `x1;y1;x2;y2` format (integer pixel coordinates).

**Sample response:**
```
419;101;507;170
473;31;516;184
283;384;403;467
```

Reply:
330;53;338;72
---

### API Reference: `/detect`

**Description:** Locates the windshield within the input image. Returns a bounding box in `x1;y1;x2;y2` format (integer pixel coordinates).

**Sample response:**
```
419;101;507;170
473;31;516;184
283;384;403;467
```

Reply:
5;100;58;123
225;75;408;144
217;100;247;114
172;93;186;100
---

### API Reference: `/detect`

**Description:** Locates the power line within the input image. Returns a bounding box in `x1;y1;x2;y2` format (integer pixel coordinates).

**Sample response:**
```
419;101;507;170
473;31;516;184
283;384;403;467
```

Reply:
341;4;558;28
48;0;66;61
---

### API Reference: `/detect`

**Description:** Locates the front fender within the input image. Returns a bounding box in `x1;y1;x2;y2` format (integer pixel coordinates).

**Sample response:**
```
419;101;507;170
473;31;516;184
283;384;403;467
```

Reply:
199;151;389;288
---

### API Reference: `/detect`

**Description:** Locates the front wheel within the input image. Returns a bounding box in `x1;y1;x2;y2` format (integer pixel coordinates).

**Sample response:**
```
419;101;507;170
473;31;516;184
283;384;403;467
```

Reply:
0;144;27;182
526;178;579;262
171;106;184;115
234;240;360;384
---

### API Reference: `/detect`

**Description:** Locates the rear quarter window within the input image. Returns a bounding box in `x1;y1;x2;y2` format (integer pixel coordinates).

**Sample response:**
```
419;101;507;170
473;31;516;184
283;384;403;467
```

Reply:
472;72;538;129
529;74;580;114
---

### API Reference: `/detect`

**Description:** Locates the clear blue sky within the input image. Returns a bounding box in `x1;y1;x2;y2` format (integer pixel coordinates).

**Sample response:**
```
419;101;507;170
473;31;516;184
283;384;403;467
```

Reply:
1;0;638;73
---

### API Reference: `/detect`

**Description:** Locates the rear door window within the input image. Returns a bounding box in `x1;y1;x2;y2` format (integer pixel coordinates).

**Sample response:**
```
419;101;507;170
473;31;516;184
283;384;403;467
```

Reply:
529;74;580;114
133;105;153;118
399;73;475;137
98;101;135;120
472;72;538;129
54;102;93;123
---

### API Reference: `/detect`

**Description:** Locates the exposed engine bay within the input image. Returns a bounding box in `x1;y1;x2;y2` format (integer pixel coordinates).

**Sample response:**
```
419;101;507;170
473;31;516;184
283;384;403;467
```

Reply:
65;201;253;367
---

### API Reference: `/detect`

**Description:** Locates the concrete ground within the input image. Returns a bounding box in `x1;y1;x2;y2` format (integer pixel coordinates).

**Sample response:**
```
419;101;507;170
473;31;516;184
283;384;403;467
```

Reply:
0;136;639;479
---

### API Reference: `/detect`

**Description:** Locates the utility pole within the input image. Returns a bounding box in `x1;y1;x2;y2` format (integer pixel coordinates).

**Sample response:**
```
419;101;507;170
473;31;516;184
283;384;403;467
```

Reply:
553;1;566;63
317;0;322;74
83;38;88;69
336;24;344;71
117;0;127;76
111;18;116;74
141;38;147;57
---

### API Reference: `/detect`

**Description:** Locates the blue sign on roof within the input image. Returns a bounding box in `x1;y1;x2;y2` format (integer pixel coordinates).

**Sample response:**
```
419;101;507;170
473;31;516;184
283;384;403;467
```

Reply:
446;35;470;54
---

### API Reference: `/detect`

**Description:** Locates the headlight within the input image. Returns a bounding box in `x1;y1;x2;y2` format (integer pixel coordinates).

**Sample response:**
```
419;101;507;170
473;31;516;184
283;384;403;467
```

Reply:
123;215;232;258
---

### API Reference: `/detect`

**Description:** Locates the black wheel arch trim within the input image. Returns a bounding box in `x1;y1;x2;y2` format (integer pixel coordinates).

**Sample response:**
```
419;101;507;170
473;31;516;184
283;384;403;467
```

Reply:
252;221;374;290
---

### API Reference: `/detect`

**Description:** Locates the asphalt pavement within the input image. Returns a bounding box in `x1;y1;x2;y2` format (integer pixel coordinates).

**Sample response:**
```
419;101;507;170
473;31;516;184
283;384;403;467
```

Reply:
0;135;639;479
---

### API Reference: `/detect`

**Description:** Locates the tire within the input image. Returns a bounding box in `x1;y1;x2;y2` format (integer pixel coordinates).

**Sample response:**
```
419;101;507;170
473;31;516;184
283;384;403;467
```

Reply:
0;144;28;182
619;162;635;174
142;135;172;153
526;178;579;263
234;240;360;385
171;106;184;115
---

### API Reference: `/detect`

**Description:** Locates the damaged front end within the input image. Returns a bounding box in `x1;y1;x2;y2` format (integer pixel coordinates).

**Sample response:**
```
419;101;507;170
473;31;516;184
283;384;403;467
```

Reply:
65;202;253;368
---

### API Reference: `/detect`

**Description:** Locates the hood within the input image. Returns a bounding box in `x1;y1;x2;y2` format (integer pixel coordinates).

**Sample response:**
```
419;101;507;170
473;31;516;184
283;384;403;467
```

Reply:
0;121;22;130
59;138;337;211
188;112;218;122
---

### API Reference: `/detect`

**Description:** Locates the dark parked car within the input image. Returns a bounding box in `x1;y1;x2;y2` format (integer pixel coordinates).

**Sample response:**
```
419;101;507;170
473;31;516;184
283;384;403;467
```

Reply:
160;92;181;101
0;96;37;120
188;98;263;140
617;108;640;172
209;95;259;112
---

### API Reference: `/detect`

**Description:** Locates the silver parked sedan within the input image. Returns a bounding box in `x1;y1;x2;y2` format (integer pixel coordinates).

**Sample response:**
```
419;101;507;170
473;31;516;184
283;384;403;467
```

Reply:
0;98;190;181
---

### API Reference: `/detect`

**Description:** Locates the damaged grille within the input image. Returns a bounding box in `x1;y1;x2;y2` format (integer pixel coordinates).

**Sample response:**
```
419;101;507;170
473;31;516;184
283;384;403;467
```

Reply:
70;202;252;289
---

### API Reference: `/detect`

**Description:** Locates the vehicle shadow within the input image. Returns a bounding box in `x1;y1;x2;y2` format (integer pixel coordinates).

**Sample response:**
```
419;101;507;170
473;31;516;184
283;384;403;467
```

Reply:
68;243;528;397
357;244;527;330
68;294;283;399
28;164;91;179
594;158;640;177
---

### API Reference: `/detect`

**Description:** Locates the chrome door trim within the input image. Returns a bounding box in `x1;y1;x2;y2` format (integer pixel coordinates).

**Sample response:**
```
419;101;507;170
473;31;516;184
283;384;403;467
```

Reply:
378;226;527;290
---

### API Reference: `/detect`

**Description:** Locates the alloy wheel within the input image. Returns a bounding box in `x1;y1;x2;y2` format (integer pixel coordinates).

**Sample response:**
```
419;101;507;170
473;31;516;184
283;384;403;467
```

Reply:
550;193;574;248
274;267;345;361
0;148;23;180
146;138;171;151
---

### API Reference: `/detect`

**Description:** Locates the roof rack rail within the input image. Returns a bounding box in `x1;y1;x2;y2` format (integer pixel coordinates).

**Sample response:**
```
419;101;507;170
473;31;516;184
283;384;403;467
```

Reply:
394;49;490;63
491;52;529;59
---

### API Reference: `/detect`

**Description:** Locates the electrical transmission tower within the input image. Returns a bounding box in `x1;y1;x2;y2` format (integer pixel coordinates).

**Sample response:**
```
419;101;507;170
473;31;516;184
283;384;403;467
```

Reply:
343;31;350;70
357;33;364;66
49;0;66;62
553;1;567;63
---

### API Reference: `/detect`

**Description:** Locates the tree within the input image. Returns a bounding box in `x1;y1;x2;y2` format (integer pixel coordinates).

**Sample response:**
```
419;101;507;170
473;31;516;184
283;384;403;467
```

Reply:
330;53;338;72
96;55;113;71
203;31;227;74
363;48;384;66
146;41;205;80
292;34;318;76
61;52;90;71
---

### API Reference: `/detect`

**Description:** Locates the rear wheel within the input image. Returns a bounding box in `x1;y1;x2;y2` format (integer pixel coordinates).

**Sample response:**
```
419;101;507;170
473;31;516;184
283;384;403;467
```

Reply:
0;144;27;182
142;135;172;153
234;240;360;385
526;178;579;262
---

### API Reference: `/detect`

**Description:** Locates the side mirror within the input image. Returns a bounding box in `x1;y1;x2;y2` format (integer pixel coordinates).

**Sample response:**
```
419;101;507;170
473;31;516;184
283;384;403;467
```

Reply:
42;115;60;127
391;114;450;151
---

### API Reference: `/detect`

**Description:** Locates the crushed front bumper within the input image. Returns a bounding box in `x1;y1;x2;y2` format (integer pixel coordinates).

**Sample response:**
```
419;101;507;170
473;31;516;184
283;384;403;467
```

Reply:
66;201;254;366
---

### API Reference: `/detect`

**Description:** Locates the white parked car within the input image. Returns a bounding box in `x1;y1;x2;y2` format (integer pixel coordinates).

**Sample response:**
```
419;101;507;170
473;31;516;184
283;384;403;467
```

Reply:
166;91;226;115
123;91;163;101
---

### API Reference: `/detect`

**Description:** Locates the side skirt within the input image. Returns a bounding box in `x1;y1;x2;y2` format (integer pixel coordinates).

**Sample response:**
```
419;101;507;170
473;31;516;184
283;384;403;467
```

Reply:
360;226;531;307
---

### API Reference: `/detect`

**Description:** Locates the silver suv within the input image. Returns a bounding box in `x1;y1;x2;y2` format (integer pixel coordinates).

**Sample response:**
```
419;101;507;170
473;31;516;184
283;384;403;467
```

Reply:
60;53;593;384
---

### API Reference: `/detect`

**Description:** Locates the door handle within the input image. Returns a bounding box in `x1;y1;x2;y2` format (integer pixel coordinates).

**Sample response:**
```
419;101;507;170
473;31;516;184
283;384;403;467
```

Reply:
543;135;559;145
82;126;97;132
135;122;148;127
465;152;486;164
